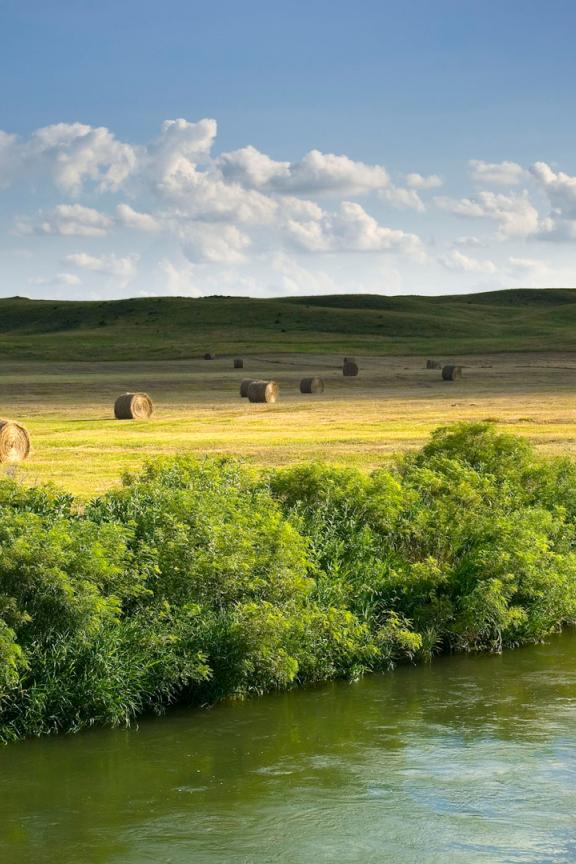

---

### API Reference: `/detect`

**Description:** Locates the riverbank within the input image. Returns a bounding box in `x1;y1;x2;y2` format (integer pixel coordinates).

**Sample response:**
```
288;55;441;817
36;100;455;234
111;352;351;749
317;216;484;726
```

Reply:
2;422;576;742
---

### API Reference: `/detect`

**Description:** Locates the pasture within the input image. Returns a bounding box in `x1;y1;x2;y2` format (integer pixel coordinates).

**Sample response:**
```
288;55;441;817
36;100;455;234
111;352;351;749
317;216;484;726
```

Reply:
5;351;576;496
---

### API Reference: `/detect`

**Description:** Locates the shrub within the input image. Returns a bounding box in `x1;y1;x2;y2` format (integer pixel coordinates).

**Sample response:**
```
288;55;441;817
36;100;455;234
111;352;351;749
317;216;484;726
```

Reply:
2;425;576;742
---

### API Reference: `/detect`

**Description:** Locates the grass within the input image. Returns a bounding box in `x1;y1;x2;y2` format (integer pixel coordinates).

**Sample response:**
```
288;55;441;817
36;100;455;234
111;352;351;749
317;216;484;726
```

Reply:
5;350;576;496
3;288;576;360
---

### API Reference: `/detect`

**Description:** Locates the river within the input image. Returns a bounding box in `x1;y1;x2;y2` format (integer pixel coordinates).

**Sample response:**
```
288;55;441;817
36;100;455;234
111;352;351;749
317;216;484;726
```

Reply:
1;631;575;863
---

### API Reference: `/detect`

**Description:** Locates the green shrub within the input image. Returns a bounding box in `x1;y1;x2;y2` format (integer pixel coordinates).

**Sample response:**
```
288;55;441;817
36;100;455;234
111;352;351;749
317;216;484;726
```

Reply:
2;425;576;742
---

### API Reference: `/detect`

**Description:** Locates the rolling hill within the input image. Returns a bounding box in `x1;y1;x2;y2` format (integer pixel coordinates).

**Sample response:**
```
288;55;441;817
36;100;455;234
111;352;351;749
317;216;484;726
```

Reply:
0;289;575;360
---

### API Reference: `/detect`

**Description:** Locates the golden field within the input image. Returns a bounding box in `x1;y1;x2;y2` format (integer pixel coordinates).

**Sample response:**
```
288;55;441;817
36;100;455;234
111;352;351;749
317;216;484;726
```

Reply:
4;352;576;497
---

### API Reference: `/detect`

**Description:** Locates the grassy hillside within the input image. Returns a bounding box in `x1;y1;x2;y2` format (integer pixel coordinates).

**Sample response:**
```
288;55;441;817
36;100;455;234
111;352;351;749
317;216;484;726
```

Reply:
1;289;576;360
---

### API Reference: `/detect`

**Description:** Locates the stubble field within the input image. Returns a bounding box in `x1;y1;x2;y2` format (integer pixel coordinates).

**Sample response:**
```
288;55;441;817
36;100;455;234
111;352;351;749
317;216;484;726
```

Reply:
4;351;576;496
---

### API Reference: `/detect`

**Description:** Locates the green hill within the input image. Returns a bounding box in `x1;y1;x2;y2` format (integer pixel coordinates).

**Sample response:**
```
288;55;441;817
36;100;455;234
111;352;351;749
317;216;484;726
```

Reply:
1;289;576;360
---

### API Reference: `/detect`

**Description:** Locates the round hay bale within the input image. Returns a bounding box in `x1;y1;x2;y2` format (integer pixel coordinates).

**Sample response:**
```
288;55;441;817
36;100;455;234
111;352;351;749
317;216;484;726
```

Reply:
247;380;279;403
114;392;154;419
240;378;257;397
204;352;216;360
0;420;30;463
426;359;442;369
234;358;244;369
442;365;463;381
343;361;359;377
300;376;325;394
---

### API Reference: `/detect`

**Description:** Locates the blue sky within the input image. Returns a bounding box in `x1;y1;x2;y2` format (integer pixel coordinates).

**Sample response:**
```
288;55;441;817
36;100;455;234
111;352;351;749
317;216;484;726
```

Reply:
1;0;576;299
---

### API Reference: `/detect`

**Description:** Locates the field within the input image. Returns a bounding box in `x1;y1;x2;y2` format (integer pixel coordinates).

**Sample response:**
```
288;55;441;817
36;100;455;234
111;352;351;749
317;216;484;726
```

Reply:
5;350;576;496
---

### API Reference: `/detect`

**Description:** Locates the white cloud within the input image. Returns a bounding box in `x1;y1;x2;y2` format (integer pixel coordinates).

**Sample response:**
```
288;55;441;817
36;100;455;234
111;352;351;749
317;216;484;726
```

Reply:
154;155;277;224
25;123;137;194
530;162;576;213
15;204;113;237
218;145;290;187
530;162;576;242
531;161;576;218
287;201;423;256
115;203;159;231
469;159;525;187
507;256;548;273
149;118;217;179
280;196;324;221
178;223;251;263
8;114;576;298
16;202;161;237
537;217;576;242
453;235;484;248
435;191;540;237
274;149;390;196
63;252;139;279
152;258;202;296
404;172;443;189
438;249;497;274
381;186;425;212
144;117;279;228
219;146;390;196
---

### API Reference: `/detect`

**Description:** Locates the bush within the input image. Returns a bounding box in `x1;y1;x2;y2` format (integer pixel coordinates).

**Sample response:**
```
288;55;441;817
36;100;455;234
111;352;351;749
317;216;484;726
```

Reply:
2;424;576;742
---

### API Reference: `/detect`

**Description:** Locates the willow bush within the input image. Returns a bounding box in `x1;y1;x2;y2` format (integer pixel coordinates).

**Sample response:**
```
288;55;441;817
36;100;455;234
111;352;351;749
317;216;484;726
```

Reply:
2;423;576;742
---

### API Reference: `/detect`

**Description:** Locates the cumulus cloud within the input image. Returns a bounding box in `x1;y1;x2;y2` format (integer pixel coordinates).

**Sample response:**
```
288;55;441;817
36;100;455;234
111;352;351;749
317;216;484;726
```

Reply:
143;118;278;225
218;145;390;196
531;162;576;217
529;162;576;241
404;172;443;189
63;252;139;279
287;201;423;256
177;223;251;263
438;249;497;274
15;204;113;237
0;117;438;276
218;145;290;187
149;118;217;179
537;217;576;242
115;203;159;231
381;186;425;212
15;203;159;237
453;235;485;248
469;159;525;186
278;150;390;195
25;123;137;194
435;191;540;237
13;115;576;298
280;196;324;221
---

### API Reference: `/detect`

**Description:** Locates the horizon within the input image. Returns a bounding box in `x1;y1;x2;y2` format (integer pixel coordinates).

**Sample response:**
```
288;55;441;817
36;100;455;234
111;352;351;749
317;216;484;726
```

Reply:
2;285;574;305
2;1;576;300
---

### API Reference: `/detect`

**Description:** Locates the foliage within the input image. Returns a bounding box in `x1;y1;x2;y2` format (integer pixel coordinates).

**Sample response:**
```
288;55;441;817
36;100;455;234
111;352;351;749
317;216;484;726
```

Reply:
2;424;576;742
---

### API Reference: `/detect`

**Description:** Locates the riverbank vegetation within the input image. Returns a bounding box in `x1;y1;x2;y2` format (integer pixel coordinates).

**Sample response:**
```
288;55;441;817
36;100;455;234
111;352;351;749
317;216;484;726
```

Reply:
2;422;576;742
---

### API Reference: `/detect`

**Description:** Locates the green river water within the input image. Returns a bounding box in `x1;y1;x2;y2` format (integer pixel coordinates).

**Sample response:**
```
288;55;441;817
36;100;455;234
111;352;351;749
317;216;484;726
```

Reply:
1;631;576;863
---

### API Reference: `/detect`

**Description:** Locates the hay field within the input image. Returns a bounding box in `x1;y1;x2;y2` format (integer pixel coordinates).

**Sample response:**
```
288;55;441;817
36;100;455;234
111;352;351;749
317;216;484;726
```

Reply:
4;351;576;496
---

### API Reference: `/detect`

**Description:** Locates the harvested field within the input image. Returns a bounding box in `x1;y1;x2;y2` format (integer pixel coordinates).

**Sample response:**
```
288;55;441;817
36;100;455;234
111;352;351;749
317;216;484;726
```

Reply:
2;351;576;495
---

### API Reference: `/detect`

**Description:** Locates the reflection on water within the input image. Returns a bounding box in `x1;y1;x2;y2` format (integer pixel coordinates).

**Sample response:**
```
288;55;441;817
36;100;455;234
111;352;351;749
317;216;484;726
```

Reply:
1;632;576;863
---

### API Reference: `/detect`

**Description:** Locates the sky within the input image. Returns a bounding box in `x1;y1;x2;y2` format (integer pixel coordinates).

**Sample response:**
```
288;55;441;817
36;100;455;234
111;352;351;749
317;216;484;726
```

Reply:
1;0;576;300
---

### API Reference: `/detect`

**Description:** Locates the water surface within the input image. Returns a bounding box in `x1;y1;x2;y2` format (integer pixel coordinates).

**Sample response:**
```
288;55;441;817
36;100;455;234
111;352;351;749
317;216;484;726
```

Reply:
2;632;576;863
